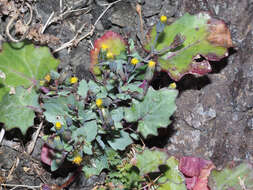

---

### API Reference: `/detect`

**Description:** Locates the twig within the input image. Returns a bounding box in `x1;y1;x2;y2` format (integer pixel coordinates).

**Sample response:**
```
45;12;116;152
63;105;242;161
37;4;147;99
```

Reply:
0;184;41;190
53;0;123;53
41;11;55;34
136;3;144;42
25;2;33;26
53;23;88;53
60;0;63;16
6;2;33;42
26;122;43;155
94;0;123;26
0;128;5;144
7;157;20;181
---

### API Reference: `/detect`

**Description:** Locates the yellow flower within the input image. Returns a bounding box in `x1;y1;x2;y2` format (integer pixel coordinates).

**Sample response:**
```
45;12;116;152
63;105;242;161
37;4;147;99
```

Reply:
160;15;167;23
148;60;156;68
106;52;114;59
44;74;51;82
70;77;78;84
54;136;61;141
169;82;177;89
131;58;139;65
55;122;62;130
101;44;108;51
96;98;103;108
39;80;45;86
73;155;82;165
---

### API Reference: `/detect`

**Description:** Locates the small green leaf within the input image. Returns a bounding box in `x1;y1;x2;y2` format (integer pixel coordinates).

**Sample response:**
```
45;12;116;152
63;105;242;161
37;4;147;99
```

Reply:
84;120;98;142
208;162;253;190
88;80;100;94
83;142;93;155
107;131;133;151
51;159;61;171
111;107;124;122
43;95;72;125
121;82;143;94
72;120;97;143
0;42;59;101
136;149;167;176
145;13;232;81
157;157;187;190
79;109;97;123
0;86;39;135
96;136;105;149
124;87;177;138
82;154;109;177
77;79;89;99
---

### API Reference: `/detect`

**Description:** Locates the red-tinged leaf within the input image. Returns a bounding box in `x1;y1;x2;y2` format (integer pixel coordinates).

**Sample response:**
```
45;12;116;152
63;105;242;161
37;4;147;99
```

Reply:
179;157;215;190
90;31;126;75
193;163;215;190
41;144;54;166
145;13;233;81
179;157;212;177
185;176;198;189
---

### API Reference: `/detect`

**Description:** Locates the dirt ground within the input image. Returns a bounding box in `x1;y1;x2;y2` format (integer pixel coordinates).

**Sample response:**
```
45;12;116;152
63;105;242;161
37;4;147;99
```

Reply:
0;0;253;189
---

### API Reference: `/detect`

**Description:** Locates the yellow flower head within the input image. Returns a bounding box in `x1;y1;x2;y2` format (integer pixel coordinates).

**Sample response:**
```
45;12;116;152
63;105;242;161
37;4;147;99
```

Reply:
55;122;62;130
54;136;61;141
96;98;103;108
39;80;45;86
148;60;156;68
44;74;51;82
131;58;139;65
160;15;167;23
73;155;82;165
101;44;108;51
106;52;114;59
169;82;177;89
70;77;78;84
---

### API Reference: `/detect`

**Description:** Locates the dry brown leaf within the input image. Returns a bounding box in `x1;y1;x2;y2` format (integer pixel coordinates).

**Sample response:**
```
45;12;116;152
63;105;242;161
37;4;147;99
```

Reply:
207;19;233;48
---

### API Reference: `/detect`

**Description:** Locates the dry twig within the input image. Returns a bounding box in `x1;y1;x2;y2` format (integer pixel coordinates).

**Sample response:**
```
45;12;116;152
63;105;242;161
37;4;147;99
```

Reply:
26;122;43;155
0;183;41;190
6;2;33;42
0;128;5;144
53;0;123;53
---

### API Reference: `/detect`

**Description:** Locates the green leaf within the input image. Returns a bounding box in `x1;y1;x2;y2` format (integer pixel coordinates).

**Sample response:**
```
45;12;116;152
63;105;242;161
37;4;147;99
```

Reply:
111;107;124;123
83;142;93;155
107;131;133;151
0;86;39;135
51;159;61;171
208;162;253;190
88;80;100;94
136;149;167;176
145;13;232;81
82;154;109;177
121;82;143;94
84;120;98;142
72;120;98;143
157;157;187;190
43;95;72;125
124;87;177;138
79;109;97;123
77;79;88;99
0;42;59;100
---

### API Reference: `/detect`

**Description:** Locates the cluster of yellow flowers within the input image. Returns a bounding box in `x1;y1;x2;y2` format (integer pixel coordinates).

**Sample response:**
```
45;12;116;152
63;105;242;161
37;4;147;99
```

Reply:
160;15;167;23
96;98;103;108
70;77;78;84
101;44;114;59
55;121;62;130
72;155;82;165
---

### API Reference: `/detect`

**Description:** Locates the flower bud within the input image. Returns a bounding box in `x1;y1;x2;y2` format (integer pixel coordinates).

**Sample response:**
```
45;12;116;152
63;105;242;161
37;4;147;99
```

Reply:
62;130;72;142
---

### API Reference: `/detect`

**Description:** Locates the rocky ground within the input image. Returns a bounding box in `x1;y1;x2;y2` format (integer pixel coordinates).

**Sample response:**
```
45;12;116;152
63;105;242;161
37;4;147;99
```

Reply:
0;0;253;189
